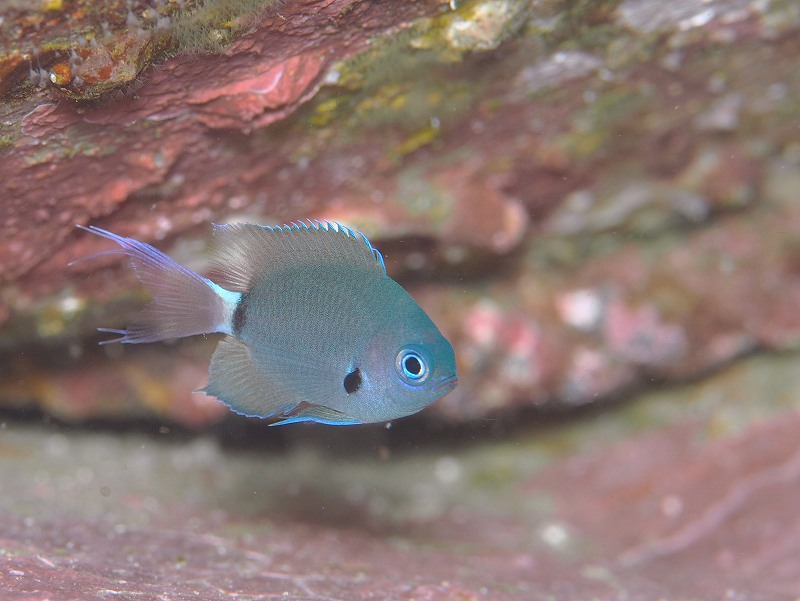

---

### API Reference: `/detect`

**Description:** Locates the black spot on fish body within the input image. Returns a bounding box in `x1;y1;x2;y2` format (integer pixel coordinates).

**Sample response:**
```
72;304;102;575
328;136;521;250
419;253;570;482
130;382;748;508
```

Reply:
343;368;361;394
232;294;247;335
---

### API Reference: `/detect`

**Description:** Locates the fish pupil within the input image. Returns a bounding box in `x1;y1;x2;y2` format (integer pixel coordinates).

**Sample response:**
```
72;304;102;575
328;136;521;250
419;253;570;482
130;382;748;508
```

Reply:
404;355;423;377
343;368;362;394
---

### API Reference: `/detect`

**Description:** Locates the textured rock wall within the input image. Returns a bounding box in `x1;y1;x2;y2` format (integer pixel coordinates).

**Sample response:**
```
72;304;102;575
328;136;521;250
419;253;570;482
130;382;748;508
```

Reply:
2;352;799;600
0;0;799;424
2;3;800;600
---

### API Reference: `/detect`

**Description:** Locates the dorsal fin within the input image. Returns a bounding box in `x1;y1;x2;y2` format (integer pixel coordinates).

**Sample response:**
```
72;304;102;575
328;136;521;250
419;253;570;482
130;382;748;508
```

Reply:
208;220;386;293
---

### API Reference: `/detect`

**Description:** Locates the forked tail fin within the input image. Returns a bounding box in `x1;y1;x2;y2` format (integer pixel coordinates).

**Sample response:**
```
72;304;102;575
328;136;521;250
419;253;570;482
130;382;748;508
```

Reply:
72;226;240;344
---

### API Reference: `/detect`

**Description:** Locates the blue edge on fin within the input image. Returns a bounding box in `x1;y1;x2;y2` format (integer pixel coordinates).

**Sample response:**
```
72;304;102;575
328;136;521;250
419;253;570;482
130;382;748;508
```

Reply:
270;415;363;426
266;402;363;426
216;396;363;426
267;219;386;273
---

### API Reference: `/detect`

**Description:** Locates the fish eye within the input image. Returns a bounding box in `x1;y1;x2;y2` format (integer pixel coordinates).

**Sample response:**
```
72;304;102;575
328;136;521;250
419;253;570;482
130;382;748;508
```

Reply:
395;347;429;384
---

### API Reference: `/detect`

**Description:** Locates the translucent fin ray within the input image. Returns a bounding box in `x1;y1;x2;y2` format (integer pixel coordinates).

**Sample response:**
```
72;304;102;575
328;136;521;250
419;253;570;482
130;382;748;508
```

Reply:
208;220;386;293
75;225;238;343
203;337;361;425
269;404;361;426
202;336;303;419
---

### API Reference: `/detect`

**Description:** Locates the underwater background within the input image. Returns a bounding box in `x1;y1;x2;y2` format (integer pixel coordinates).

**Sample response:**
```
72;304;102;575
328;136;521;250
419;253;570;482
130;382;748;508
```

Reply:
1;0;800;599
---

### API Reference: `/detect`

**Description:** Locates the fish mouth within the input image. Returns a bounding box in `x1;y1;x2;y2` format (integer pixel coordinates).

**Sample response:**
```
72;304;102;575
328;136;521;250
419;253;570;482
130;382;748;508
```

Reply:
433;375;458;394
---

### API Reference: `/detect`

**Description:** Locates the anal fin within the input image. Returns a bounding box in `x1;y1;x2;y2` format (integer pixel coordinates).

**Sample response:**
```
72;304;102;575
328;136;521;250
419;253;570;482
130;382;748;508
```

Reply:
270;404;362;426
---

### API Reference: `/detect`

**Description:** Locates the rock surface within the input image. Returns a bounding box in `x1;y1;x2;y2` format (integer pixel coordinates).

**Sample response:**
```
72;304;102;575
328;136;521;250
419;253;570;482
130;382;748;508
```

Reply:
1;350;799;600
2;2;800;599
1;0;800;426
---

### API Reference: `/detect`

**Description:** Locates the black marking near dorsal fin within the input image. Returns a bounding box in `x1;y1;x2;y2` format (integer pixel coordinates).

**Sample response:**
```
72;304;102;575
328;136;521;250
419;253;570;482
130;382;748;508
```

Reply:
208;220;387;293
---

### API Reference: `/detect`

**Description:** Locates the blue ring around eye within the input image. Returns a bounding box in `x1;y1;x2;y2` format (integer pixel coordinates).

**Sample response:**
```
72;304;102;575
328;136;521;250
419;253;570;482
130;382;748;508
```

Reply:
396;348;430;384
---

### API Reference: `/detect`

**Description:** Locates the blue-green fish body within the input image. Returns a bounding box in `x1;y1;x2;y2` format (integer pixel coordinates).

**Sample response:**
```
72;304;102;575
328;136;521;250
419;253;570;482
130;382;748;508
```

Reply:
77;221;457;425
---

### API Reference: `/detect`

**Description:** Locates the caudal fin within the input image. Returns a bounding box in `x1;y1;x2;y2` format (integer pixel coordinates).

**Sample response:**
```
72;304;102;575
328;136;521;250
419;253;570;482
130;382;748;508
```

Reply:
73;225;240;344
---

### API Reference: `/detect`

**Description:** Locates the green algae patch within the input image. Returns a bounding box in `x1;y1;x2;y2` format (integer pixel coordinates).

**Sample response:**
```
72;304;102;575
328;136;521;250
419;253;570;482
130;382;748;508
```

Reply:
395;165;456;224
556;85;650;162
0;131;15;152
300;0;533;161
418;0;531;53
171;0;283;54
